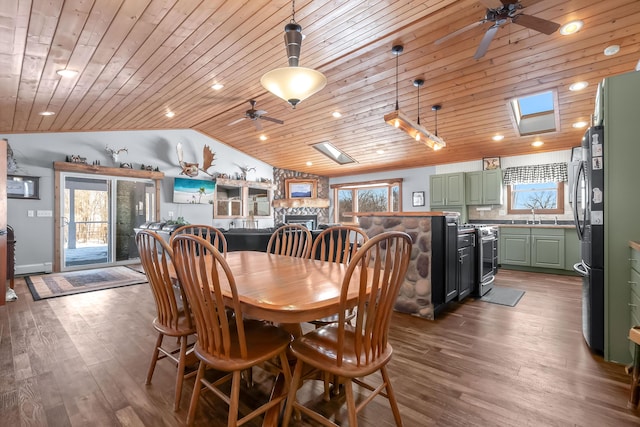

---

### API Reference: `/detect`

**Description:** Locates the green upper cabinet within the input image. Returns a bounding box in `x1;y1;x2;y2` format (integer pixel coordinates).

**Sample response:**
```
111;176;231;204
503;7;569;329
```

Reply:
465;169;503;205
430;172;465;207
465;171;482;205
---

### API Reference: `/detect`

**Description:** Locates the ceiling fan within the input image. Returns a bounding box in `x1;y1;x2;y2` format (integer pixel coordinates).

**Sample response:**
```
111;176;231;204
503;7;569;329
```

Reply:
228;99;284;131
435;0;561;60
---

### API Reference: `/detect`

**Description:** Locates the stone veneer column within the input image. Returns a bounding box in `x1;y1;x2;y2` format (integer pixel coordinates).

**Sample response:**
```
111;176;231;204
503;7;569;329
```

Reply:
357;215;435;320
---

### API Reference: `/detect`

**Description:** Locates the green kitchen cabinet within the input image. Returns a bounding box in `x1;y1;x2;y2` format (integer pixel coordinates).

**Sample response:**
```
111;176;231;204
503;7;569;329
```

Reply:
499;227;530;266
465;169;503;205
500;227;565;270
430;172;465;207
531;228;565;269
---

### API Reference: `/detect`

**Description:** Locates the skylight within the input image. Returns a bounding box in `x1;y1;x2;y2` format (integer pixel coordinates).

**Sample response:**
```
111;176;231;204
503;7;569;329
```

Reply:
510;90;559;136
312;141;356;165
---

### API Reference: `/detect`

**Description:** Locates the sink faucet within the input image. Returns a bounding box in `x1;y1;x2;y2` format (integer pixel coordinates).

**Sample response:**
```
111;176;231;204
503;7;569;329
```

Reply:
531;208;536;225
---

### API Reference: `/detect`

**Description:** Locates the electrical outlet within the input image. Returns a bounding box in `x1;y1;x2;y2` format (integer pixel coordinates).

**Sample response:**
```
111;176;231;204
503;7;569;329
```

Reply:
36;210;53;217
27;210;35;217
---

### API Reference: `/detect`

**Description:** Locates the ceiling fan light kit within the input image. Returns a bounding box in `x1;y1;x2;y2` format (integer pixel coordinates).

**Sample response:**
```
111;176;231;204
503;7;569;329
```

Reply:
261;1;327;108
383;45;445;151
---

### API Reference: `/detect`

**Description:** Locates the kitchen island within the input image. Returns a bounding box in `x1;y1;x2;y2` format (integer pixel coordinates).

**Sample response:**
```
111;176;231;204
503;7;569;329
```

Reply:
352;211;459;320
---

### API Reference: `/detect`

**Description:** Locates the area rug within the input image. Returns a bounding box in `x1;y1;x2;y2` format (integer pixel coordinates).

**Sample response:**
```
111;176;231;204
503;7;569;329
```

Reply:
25;266;148;301
480;286;525;307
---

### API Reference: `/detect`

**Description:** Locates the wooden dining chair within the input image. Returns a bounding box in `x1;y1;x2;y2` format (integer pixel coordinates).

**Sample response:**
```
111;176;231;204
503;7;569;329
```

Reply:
135;230;197;412
309;226;369;329
282;231;413;427
170;224;227;255
171;234;292;427
266;223;312;258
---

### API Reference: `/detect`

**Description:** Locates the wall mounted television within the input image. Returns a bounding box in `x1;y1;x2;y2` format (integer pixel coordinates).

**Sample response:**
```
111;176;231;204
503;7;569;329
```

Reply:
173;177;215;204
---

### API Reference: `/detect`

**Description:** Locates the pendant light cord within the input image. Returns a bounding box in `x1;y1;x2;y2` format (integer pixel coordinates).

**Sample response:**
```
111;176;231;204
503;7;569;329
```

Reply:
395;51;399;111
416;84;421;125
291;0;296;23
434;108;438;136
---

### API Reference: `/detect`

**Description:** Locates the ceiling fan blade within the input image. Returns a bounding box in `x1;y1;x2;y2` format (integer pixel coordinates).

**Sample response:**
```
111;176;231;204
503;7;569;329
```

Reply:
228;117;246;126
259;116;284;125
474;24;499;59
435;20;485;45
511;13;560;34
254;109;268;116
478;0;503;8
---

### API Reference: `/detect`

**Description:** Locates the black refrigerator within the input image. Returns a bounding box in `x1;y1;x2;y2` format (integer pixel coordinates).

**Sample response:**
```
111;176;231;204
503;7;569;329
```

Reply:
572;125;604;354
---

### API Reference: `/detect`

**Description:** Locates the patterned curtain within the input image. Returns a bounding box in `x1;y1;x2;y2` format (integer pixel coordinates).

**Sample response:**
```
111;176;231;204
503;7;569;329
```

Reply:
502;162;568;185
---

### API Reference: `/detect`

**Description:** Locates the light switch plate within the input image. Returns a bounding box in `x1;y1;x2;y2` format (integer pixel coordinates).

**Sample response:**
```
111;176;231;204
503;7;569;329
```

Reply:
27;210;34;217
36;210;53;217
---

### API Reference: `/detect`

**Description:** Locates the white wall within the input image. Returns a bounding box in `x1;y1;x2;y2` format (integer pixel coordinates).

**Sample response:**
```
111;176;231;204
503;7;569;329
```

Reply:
2;129;274;274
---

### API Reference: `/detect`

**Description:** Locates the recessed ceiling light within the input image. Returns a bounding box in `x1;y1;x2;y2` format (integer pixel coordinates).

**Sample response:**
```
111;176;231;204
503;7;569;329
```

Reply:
56;69;78;78
573;121;588;128
165;111;175;118
559;20;583;36
604;45;620;56
39;111;55;116
531;140;544;147
332;111;342;118
376;149;385;154
211;83;224;90
492;135;504;141
306;161;313;166
259;134;267;141
569;81;589;91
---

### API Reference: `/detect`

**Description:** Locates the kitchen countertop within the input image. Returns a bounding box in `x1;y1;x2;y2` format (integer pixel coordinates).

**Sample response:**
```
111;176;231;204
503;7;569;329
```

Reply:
630;241;640;251
497;224;576;229
347;211;459;217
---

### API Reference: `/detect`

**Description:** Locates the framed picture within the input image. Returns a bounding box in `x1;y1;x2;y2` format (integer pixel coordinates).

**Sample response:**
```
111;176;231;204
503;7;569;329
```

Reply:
412;191;425;207
173;177;215;204
7;175;40;199
483;157;501;170
285;178;317;199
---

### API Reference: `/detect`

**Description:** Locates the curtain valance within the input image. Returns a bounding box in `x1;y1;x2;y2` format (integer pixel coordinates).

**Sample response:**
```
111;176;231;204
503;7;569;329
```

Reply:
502;162;568;185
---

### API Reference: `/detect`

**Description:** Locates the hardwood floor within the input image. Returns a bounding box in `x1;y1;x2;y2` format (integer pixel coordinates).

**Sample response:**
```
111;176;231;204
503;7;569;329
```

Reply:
1;269;639;426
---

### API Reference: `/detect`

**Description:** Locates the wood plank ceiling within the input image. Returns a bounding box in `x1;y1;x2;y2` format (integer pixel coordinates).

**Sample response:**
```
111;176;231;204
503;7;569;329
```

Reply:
1;0;639;177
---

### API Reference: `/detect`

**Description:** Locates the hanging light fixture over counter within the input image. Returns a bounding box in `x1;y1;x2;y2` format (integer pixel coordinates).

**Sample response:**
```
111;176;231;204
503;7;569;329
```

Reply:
384;110;445;150
260;1;327;108
383;45;445;151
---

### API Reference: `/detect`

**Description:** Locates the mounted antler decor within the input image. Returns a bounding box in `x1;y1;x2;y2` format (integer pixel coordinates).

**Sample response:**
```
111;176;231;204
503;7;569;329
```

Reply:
105;145;128;162
176;143;216;177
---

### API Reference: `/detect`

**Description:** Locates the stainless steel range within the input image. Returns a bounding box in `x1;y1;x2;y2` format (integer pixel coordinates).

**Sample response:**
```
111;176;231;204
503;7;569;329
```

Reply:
460;224;498;296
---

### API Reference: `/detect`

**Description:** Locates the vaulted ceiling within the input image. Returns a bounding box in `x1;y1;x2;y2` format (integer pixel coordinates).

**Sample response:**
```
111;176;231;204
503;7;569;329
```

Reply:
1;0;638;177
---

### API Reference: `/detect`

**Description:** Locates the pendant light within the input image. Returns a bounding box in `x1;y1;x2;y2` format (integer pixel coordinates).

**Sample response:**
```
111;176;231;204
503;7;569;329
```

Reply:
383;45;446;150
260;0;327;109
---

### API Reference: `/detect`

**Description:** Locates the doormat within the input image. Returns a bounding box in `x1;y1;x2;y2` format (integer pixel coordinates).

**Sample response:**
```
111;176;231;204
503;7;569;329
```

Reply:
25;266;148;301
480;286;525;307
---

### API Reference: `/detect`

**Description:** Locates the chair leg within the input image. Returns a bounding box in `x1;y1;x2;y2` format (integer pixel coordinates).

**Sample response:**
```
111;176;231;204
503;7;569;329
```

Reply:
173;336;188;411
381;366;403;426
228;370;242;427
186;362;205;426
282;360;305;426
146;333;164;385
630;343;640;408
344;379;358;426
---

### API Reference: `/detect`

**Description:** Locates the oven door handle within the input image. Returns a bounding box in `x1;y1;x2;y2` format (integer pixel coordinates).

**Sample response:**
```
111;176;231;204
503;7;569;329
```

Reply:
482;275;496;287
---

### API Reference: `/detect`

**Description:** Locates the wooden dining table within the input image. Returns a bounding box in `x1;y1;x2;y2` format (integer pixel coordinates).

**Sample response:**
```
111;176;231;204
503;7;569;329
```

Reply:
204;250;370;324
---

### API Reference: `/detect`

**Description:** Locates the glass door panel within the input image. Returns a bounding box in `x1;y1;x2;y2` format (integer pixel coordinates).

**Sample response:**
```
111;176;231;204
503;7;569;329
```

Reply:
63;176;110;269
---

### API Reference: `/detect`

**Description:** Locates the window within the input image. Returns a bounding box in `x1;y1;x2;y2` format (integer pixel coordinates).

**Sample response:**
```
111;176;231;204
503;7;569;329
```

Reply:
331;179;402;223
507;182;564;214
